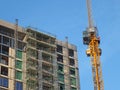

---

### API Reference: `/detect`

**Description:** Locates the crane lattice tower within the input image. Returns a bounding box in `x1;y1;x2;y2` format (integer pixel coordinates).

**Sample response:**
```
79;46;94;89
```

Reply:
83;0;104;90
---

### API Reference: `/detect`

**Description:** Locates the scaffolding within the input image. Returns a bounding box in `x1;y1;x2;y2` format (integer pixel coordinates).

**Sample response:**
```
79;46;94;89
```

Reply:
26;28;57;90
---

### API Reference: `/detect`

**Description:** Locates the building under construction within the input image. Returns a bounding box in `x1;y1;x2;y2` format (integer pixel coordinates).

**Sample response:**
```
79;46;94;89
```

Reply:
0;20;80;90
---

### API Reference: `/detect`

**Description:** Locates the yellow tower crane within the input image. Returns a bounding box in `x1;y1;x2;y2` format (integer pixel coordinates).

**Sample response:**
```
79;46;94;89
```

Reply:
83;0;104;90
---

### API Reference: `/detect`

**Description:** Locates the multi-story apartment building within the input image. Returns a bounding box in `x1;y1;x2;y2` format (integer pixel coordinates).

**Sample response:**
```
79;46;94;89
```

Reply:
56;40;80;90
0;20;80;90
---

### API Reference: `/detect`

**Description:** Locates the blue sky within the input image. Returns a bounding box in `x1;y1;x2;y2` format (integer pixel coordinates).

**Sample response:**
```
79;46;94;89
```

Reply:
0;0;120;90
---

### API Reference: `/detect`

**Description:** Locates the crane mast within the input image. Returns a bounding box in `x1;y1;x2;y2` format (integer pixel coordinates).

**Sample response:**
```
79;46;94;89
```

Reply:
83;0;104;90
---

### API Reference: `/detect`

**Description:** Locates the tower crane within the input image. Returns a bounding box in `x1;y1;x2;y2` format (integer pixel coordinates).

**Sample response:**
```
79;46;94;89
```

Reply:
83;0;104;90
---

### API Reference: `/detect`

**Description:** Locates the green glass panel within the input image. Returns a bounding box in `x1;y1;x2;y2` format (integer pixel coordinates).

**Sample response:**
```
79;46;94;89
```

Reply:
16;71;22;80
16;60;22;69
58;63;64;73
16;50;22;59
71;87;77;90
58;73;64;82
70;77;76;86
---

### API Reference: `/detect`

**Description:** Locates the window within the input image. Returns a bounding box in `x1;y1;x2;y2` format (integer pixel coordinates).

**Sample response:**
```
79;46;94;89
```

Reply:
57;45;63;53
10;38;14;48
58;73;64;82
16;50;22;59
70;77;76;86
70;68;75;76
16;71;22;80
0;26;14;38
57;54;63;63
16;60;22;69
0;45;1;53
0;35;1;43
2;45;9;55
0;55;8;65
59;83;65;90
15;81;23;90
1;66;8;76
0;77;8;88
58;64;64;73
69;49;74;57
3;36;9;46
69;58;75;66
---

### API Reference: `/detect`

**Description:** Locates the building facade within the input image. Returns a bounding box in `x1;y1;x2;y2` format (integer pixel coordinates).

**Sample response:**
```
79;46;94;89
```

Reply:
0;20;80;90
